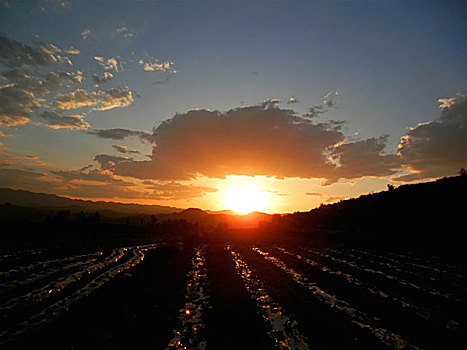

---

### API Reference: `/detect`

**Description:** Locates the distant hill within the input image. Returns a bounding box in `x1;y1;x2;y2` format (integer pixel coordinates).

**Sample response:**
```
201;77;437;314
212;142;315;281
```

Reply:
0;188;182;215
155;208;272;229
0;188;272;228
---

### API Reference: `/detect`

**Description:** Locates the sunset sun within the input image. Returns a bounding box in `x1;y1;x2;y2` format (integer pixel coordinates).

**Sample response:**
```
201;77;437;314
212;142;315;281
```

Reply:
222;185;270;214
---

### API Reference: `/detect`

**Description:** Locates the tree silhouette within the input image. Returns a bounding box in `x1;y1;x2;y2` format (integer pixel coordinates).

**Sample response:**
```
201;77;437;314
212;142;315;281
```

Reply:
150;214;157;226
76;211;85;222
92;211;101;223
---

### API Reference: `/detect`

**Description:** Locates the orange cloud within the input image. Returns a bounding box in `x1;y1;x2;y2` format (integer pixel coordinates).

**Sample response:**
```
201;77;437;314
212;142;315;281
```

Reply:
39;111;90;129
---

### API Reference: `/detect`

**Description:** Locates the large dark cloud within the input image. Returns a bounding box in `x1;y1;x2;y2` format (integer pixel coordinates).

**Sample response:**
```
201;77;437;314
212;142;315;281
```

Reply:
110;105;344;181
394;95;467;181
90;103;400;184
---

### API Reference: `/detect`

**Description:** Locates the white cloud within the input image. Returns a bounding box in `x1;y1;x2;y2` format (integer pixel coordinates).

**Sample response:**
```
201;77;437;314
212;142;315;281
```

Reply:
94;56;121;72
63;46;80;55
138;58;175;73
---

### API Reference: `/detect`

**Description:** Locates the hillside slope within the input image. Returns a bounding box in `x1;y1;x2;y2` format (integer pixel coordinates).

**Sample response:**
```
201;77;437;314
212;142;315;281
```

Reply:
277;175;466;254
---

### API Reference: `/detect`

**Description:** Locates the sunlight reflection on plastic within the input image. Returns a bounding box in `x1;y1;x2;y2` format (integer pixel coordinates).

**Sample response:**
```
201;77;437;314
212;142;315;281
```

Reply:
276;246;434;320
253;247;420;350
166;246;209;350
0;243;166;345
228;245;310;350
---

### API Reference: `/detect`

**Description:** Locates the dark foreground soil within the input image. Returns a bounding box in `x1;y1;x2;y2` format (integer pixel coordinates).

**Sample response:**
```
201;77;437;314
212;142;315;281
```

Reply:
1;240;466;350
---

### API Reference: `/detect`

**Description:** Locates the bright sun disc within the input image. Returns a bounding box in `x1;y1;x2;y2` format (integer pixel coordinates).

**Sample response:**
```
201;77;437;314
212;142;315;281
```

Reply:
222;185;270;214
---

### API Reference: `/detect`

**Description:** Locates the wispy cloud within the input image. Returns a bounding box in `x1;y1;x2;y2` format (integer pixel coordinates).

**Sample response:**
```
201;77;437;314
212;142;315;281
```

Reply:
81;28;91;40
54;88;134;111
138;58;176;73
87;128;152;142
63;46;80;55
141;180;217;200
112;145;140;154
1;69;83;96
323;89;339;108
39;111;90;130
0;35;73;68
113;26;136;39
0;164;219;201
38;0;71;12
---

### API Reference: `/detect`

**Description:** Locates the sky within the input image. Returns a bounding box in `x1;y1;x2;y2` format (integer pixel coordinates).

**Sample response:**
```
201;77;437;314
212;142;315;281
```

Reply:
0;0;466;213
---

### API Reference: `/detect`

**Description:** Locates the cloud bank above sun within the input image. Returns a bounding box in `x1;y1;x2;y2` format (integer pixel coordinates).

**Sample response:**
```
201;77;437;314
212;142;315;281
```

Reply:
86;96;467;186
94;101;398;185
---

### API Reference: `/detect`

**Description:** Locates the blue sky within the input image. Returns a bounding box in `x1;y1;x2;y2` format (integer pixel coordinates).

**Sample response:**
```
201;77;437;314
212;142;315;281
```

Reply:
1;0;466;212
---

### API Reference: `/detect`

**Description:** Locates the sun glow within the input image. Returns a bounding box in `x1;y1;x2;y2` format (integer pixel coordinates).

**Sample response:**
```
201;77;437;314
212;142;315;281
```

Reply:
222;184;271;214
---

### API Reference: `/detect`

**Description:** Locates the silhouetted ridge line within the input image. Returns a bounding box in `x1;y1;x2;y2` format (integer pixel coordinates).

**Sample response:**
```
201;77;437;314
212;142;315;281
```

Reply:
273;175;466;259
0;188;181;215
